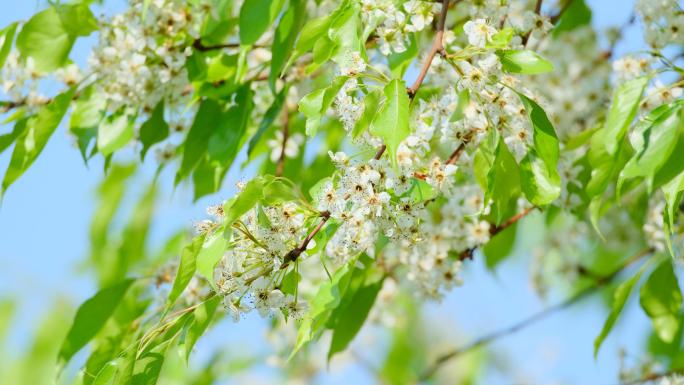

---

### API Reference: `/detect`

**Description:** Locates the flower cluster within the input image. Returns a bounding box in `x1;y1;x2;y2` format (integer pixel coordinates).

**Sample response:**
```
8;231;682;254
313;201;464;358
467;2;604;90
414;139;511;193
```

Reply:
88;0;209;113
635;0;684;48
361;0;441;55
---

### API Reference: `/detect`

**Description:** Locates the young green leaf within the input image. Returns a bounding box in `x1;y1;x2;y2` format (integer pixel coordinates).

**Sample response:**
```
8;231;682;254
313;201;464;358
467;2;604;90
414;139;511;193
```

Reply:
269;0;306;91
619;104;683;191
0;22;18;68
553;0;592;36
239;0;286;45
483;222;518;269
185;296;221;360
352;89;381;139
291;262;355;359
594;268;645;357
370;79;410;169
598;76;650;157
640;260;683;343
299;76;348;136
139;101;169;160
16;7;75;72
498;50;554;74
224;177;266;223
58;279;136;369
167;235;206;309
97;111;134;156
486;138;521;225
327;277;383;360
520;150;561;205
175;99;224;185
248;86;286;156
196;232;228;287
70;86;105;162
2;87;75;193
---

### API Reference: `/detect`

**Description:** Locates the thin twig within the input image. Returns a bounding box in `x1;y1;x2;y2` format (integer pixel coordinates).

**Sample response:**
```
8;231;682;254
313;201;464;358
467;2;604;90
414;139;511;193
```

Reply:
445;142;466;165
407;0;451;97
620;368;684;385
275;112;290;177
457;207;538;261
522;0;544;46
374;144;387;160
282;211;331;268
419;247;654;381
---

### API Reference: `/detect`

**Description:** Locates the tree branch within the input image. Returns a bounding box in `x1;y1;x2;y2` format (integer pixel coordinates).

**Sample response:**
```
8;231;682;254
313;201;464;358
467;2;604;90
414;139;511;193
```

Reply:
407;0;451;97
457;206;537;261
282;211;331;268
419;247;654;381
621;368;684;385
275;112;290;177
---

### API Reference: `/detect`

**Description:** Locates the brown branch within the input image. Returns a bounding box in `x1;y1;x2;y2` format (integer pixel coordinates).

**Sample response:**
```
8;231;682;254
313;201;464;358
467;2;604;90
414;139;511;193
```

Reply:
373;144;387;160
419;247;654;381
282;211;331;268
457;207;538;261
407;0;451;97
275;112;289;177
549;0;574;24
522;0;544;46
621;368;684;385
192;40;268;52
445;142;465;165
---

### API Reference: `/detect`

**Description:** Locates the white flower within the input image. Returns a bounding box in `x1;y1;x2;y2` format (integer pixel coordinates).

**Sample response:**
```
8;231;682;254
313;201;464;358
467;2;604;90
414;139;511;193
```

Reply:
267;131;305;162
463;19;497;48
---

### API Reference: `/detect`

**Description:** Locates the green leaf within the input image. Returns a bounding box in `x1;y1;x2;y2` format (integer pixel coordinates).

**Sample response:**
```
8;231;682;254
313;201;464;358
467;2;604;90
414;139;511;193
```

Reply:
553;0;592;36
2;87;75;193
663;172;684;253
299;76;348;136
486;138;521;225
516;92;560;177
370;79;410;169
594;268;645;357
483;222;517;269
206;85;253;166
498;50;554;74
292;14;333;59
0;118;27;155
599;76;650;157
291;262;355;358
185;296;221;360
224;176;266;223
70;86;104;162
167;235;206;309
239;0;286;45
97;111;134;156
139;101;169;160
352;89;381;139
587;76;649;197
388;33;417;77
0;22;18;68
486;28;514;49
58;279;135;369
55;3;99;37
248;86;286;155
91;361;119;385
520;150;561;205
176;99;223;184
196;232;228;287
640;260;683;343
16;7;75;72
619;104;683;191
269;0;306;90
328;277;383;360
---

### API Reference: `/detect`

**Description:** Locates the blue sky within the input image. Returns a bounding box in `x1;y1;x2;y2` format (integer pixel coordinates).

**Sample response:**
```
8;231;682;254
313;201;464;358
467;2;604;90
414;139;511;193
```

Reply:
0;1;654;384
